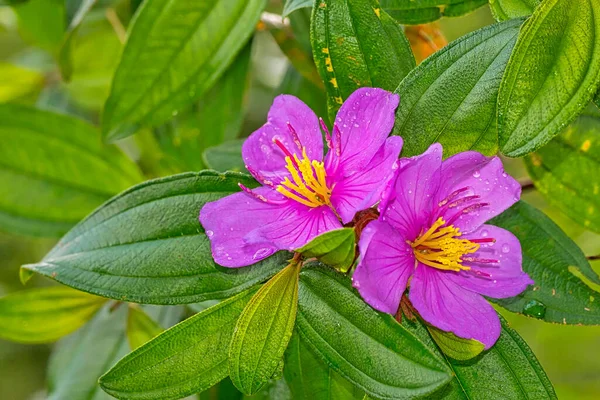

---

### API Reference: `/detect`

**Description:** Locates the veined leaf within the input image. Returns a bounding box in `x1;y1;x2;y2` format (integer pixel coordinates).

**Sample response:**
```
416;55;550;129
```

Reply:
230;262;301;395
402;316;557;399
22;171;288;304
380;0;488;25
498;0;600;157
525;114;600;233
311;0;415;121
127;305;165;350
489;0;540;21
102;0;266;141
0;103;143;237
490;201;600;325
296;266;451;399
426;326;485;361
284;333;364;400
100;289;257;400
0;286;106;344
297;228;355;272
393;19;522;158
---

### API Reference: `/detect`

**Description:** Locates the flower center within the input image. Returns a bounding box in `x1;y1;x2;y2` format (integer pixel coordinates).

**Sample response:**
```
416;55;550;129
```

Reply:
275;142;332;208
410;217;479;272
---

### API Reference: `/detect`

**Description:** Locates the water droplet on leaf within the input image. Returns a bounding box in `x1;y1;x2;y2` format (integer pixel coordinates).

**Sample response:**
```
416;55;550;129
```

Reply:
523;300;546;319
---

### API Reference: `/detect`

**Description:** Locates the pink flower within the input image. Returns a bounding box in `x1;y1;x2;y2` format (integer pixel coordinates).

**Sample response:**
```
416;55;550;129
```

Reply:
200;88;402;267
353;144;533;348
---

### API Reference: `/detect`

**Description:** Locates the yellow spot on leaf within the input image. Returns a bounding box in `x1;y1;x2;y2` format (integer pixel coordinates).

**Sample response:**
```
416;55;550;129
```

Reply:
373;7;381;18
325;57;333;72
530;153;542;167
329;78;338;88
581;139;591;152
334;96;343;104
321;48;329;54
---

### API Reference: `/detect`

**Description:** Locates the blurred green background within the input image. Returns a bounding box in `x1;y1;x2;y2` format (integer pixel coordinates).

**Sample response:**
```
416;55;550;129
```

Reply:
0;2;599;399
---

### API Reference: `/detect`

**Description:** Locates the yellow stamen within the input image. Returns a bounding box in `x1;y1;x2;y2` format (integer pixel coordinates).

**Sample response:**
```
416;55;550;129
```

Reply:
276;148;333;208
410;217;479;272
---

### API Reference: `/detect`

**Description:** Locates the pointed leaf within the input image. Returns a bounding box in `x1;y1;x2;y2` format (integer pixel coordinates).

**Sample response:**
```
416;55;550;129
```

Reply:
296;265;451;399
297;228;355;272
22;171;288;304
380;0;488;25
490;201;600;325
283;0;312;17
126;306;165;350
100;288;257;400
393;19;522;158
489;0;540;21
0;286;106;344
230;262;301;395
426;326;485;361
498;0;600;156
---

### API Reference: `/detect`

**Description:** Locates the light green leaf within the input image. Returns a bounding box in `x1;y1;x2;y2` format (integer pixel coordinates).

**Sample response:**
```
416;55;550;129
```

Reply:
490;201;600;325
59;0;98;81
524;114;600;233
297;228;355;272
426;326;485;361
0;62;44;102
126;305;165;350
393;19;521;158
297;266;451;399
380;0;488;25
282;0;312;17
311;0;416;121
230;262;301;395
0;103;143;237
402;316;557;399
498;0;600;157
22;171;288;304
284;332;364;400
102;0;266;141
203;140;245;172
489;0;540;21
0;286;106;344
14;0;65;53
48;305;130;400
100;288;257;400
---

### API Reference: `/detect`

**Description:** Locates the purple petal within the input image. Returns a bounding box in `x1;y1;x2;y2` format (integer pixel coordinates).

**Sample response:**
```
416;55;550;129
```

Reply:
242;95;324;185
409;264;501;349
353;220;415;315
448;225;533;298
326;88;399;176
329;136;403;224
245;204;342;251
199;187;288;268
434;152;521;234
380;143;443;241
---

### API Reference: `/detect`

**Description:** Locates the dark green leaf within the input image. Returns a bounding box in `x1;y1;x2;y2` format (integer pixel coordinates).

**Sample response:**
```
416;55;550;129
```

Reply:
0;103;143;237
297;228;355;272
22;171;288;304
102;0;266;141
490;201;600;325
126;305;165;350
380;0;488;25
489;0;540;21
426;326;485;361
498;0;600;157
284;332;364;400
230;262;301;395
393;19;521;158
203;140;245;172
402;315;557;399
282;0;312;17
525;114;600;233
48;305;129;400
100;288;257;400
297;265;451;399
311;0;415;121
0;286;106;343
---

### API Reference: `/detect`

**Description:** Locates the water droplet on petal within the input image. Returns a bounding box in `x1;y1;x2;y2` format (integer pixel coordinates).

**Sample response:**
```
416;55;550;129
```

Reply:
206;230;214;237
502;244;510;253
354;123;359;128
253;248;274;260
502;172;508;178
473;170;481;178
523;300;546;319
481;230;489;237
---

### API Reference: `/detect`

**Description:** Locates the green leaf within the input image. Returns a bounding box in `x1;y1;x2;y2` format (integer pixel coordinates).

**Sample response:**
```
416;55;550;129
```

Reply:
297;228;355;272
59;0;98;81
524;114;600;233
22;171;288;304
393;19;522;158
0;103;143;237
0;62;44;102
48;305;130;400
100;288;257;400
230;262;301;395
489;0;540;21
102;0;266;141
0;286;106;344
311;0;416;121
498;0;600;157
426;326;485;361
380;0;488;25
284;332;364;400
296;265;451;399
203;140;245;172
283;0;312;17
489;201;600;325
126;305;165;350
402;316;557;399
14;0;65;53
276;66;328;122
